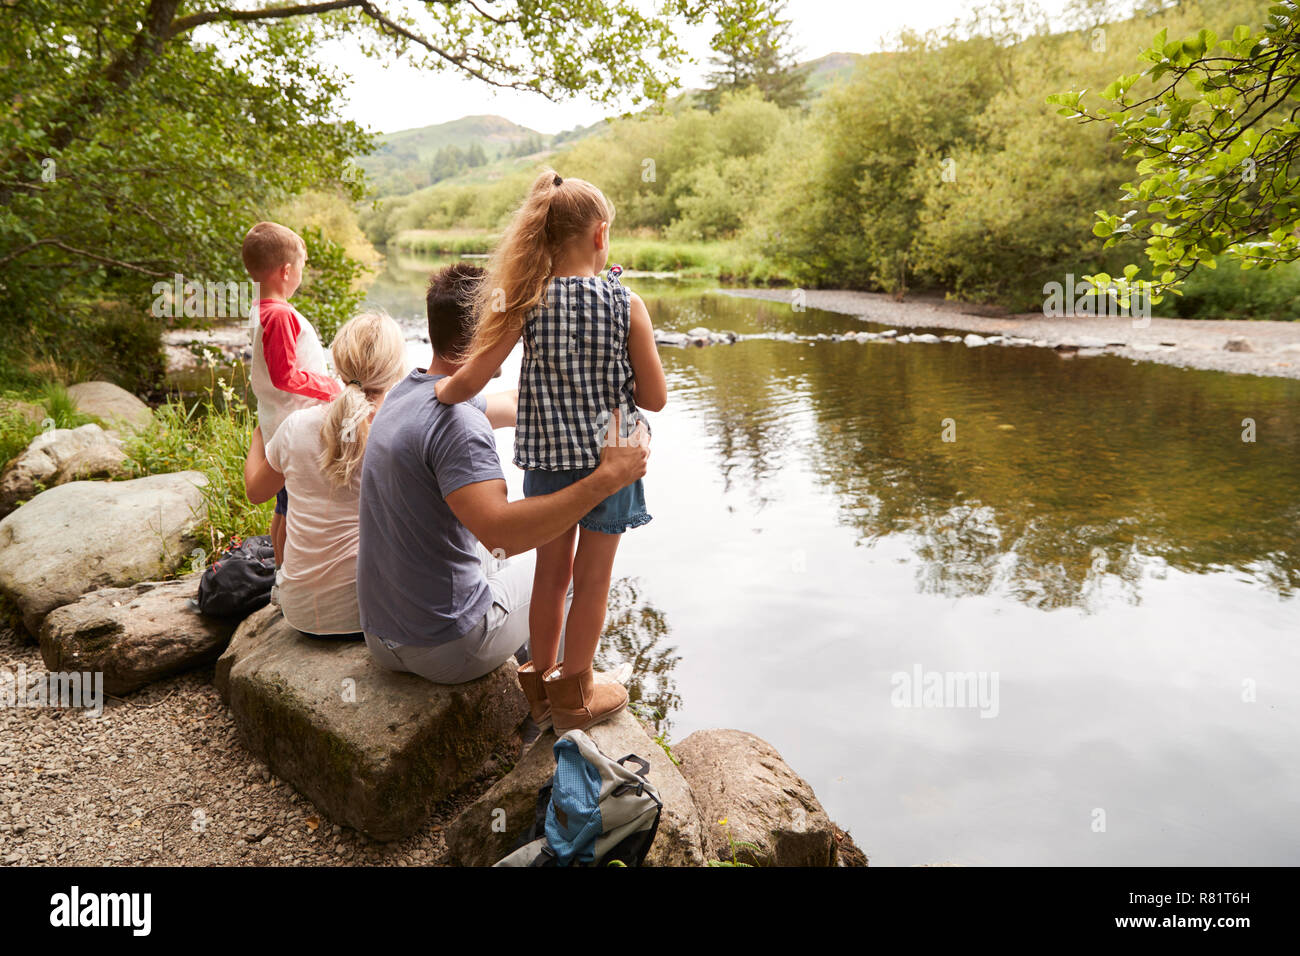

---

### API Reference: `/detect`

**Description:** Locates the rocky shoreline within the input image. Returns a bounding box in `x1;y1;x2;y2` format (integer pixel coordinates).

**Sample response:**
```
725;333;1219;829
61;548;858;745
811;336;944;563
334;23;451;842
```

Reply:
723;288;1300;380
0;381;866;868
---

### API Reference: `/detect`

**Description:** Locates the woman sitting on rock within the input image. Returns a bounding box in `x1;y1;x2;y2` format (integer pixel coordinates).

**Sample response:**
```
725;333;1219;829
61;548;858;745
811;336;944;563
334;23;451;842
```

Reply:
243;311;407;639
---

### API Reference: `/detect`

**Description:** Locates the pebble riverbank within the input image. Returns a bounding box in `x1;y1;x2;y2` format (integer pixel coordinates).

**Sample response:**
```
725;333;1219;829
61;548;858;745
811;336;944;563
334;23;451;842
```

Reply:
725;288;1300;380
0;626;464;866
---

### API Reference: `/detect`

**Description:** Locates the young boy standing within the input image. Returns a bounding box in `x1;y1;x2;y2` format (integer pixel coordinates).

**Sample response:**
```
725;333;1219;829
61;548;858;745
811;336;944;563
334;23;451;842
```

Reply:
241;221;341;564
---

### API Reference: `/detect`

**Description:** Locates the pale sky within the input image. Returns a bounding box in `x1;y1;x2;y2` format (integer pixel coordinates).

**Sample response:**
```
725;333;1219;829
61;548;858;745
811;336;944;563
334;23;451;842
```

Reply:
324;0;1080;136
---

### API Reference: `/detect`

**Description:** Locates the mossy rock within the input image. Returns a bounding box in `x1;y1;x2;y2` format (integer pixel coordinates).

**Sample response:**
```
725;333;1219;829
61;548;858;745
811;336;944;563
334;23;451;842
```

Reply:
214;606;529;841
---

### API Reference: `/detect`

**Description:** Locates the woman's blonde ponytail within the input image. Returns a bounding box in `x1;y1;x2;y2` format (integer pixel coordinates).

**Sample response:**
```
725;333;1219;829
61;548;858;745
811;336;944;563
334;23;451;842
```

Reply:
319;311;407;488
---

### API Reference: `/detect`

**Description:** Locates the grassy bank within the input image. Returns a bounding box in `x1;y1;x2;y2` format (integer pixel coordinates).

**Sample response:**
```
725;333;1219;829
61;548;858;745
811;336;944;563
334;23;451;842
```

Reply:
0;383;96;469
123;382;271;565
389;230;497;257
1;371;266;575
389;230;795;285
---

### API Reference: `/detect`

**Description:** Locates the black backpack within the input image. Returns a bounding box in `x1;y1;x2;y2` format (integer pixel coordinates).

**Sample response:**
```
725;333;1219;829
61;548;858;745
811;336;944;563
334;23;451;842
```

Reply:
196;535;276;619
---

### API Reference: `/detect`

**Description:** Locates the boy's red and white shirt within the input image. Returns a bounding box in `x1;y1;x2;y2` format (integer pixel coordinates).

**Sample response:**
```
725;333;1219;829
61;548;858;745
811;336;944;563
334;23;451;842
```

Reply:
249;298;340;441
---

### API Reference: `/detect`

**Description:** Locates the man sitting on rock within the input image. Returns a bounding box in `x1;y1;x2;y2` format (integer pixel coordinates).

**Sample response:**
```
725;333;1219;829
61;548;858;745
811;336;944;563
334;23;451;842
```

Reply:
356;263;649;691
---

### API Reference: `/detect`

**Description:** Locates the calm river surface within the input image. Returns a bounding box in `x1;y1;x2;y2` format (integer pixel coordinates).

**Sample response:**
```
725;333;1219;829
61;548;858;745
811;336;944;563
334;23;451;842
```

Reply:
367;252;1300;866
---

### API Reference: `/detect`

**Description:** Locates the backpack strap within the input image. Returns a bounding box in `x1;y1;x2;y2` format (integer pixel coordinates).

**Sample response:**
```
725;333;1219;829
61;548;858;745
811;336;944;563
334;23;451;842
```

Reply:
612;753;652;798
616;753;650;776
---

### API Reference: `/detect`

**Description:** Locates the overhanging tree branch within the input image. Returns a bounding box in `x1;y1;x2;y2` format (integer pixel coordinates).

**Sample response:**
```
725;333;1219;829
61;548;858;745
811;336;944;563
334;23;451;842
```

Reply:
0;238;171;276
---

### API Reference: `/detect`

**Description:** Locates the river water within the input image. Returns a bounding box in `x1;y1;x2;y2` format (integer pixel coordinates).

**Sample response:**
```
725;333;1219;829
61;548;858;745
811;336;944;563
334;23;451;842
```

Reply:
366;252;1300;866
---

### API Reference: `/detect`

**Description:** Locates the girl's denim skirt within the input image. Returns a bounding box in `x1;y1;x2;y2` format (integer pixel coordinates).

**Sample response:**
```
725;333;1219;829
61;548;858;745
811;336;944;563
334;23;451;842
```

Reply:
523;467;652;535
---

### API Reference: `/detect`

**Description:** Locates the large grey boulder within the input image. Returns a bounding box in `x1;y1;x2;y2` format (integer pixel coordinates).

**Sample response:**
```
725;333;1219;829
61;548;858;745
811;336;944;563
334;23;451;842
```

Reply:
66;381;153;430
0;424;130;517
213;606;529;841
39;574;234;695
445;702;706;867
675;729;838;866
0;472;207;635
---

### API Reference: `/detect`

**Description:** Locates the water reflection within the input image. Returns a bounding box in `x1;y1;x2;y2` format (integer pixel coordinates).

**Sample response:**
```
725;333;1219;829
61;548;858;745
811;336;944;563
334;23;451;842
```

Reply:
655;311;1300;608
593;576;681;734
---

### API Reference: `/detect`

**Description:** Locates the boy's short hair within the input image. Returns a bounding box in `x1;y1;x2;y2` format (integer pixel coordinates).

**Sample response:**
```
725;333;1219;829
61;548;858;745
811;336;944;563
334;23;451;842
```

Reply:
426;263;485;359
241;221;306;278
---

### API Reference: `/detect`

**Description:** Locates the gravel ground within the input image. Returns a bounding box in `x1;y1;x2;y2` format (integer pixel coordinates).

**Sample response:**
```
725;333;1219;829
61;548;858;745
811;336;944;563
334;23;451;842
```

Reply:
725;288;1300;380
0;626;480;867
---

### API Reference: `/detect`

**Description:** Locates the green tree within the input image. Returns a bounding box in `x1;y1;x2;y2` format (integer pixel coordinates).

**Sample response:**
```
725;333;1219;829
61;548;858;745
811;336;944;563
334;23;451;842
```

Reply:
0;0;708;383
700;0;808;112
510;133;544;157
665;92;792;239
430;145;467;182
1051;0;1296;305
755;22;1006;292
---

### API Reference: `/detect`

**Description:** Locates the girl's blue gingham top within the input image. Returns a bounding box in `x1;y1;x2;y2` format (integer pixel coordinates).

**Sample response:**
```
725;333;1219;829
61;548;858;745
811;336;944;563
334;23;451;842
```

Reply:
515;270;642;471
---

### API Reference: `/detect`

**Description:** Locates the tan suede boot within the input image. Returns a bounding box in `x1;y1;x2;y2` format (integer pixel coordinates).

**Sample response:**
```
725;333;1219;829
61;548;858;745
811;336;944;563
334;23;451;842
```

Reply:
543;666;629;733
517;662;552;730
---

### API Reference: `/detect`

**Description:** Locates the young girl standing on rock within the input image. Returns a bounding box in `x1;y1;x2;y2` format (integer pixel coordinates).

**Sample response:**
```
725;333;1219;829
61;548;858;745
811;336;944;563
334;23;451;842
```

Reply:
435;168;667;732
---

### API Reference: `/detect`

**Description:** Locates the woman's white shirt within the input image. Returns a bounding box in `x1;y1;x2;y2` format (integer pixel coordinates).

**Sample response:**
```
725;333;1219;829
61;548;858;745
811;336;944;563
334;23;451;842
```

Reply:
264;403;361;635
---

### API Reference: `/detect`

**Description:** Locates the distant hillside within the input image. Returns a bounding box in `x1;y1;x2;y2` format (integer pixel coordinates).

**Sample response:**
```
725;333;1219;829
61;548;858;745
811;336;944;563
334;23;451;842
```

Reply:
361;54;865;200
382;114;543;153
360;114;553;196
801;52;864;95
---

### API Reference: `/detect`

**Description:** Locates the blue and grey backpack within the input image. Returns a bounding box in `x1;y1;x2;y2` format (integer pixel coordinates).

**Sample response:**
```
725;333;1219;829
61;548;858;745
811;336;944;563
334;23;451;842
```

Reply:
495;729;663;867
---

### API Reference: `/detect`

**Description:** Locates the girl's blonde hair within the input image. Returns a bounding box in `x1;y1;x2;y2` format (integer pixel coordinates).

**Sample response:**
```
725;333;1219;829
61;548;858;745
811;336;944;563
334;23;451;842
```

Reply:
467;168;614;361
319;310;407;488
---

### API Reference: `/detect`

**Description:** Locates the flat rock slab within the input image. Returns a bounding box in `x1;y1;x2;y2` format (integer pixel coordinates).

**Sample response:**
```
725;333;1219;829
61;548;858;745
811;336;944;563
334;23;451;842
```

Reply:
0;423;130;517
675;728;838;866
39;574;234;695
0;472;207;636
446;703;706;867
214;606;529;841
66;381;153;430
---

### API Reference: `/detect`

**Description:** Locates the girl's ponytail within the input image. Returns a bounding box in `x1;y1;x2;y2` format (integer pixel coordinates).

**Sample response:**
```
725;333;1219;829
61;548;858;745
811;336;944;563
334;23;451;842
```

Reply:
469;167;614;361
319;311;407;489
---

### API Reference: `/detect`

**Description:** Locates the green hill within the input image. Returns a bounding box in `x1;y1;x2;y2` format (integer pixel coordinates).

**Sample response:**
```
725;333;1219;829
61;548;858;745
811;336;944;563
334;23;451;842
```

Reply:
801;52;864;95
361;114;553;196
362;54;864;200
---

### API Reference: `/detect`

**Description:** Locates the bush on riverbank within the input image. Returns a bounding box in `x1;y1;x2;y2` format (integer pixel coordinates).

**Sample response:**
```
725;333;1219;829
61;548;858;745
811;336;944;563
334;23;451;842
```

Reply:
614;238;790;284
390;231;498;256
123;383;270;564
0;308;166;398
1157;261;1300;322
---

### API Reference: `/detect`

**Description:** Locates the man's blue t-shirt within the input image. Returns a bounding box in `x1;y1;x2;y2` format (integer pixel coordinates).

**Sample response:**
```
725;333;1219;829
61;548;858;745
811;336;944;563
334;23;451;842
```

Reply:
357;370;503;647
